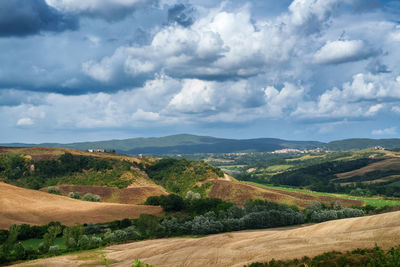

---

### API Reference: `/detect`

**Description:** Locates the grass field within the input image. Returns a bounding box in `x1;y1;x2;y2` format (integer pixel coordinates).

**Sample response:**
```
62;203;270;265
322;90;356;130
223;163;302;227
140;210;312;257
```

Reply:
22;237;66;250
245;182;400;208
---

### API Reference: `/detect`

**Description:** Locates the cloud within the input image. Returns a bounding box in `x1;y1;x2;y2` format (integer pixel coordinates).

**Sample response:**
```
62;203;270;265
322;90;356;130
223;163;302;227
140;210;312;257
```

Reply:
131;109;160;121
168;4;195;27
16;117;34;126
0;0;78;37
288;0;345;34
293;73;400;119
264;83;305;116
46;0;158;21
313;40;376;65
372;127;396;135
82;8;297;83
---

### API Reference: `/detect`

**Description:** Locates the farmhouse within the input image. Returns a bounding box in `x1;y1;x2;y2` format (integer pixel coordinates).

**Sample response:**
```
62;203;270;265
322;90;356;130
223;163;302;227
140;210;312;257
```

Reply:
88;148;105;153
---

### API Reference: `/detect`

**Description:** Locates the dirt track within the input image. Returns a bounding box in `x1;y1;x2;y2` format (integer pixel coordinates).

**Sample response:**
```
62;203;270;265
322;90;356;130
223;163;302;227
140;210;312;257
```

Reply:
0;182;162;229
14;211;400;267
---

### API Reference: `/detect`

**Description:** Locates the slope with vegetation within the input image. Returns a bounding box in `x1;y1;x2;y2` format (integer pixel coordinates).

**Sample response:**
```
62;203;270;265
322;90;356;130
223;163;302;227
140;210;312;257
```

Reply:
11;210;400;267
0;147;366;208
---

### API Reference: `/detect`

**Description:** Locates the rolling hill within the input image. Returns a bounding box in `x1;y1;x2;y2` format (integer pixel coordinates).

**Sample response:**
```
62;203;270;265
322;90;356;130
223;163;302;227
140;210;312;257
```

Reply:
0;182;162;229
3;135;400;154
13;211;400;267
0;146;362;209
0;134;323;154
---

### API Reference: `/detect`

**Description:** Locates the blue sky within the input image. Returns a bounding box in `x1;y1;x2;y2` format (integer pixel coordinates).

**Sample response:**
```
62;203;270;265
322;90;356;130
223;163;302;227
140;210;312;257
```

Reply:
1;0;400;143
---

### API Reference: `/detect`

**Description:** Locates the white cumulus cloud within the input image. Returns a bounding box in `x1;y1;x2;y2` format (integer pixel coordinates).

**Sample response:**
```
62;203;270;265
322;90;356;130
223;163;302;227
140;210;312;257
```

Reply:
313;40;375;65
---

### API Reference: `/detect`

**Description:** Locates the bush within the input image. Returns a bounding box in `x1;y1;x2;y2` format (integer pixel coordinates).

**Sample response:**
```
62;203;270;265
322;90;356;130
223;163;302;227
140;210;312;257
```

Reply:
89;236;102;248
48;245;60;255
82;193;101;202
114;230;128;242
68;192;81;199
125;226;140;240
47;186;60;195
104;230;117;243
77;235;89;249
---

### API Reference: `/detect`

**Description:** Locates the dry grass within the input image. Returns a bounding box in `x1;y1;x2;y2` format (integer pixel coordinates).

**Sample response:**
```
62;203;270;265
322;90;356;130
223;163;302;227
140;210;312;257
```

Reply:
51;185;167;204
13;211;400;267
208;180;363;208
0;182;162;229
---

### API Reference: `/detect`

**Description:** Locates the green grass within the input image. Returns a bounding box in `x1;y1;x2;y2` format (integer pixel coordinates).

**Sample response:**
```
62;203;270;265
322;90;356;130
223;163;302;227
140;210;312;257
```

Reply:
265;164;293;172
22;237;66;250
245;181;400;208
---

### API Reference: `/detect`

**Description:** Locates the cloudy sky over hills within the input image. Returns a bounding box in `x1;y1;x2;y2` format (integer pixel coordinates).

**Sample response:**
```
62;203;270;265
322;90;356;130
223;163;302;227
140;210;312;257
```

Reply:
1;0;400;143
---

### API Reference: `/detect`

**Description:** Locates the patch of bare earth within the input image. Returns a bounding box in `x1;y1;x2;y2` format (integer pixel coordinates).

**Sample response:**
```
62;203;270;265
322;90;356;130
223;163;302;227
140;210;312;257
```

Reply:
13;211;400;267
0;182;162;229
208;180;362;208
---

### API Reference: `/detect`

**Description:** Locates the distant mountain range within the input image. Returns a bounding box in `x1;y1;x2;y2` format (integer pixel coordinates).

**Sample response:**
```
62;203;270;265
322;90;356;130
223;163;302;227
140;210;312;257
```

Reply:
2;134;400;154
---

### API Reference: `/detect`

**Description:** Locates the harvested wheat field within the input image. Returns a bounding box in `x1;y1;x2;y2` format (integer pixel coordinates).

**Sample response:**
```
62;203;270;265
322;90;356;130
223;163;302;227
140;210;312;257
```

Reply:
52;185;167;204
208;180;363;208
13;211;400;267
0;182;162;229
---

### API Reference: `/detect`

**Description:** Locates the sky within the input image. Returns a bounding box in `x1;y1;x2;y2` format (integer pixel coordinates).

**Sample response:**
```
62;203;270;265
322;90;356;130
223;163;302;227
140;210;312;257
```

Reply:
1;0;400;143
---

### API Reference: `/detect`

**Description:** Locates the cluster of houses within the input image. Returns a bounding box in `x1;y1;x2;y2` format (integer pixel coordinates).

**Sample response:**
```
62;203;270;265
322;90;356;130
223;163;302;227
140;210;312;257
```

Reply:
87;148;105;153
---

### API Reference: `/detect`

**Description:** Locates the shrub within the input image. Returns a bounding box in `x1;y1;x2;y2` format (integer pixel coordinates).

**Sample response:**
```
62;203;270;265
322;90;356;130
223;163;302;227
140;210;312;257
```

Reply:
125;226;140;240
185;190;201;200
14;242;26;259
89;236;102;248
82;193;101;202
68;192;81;199
48;245;60;255
77;235;89;249
114;230;128;242
47;186;60;195
104;230;117;243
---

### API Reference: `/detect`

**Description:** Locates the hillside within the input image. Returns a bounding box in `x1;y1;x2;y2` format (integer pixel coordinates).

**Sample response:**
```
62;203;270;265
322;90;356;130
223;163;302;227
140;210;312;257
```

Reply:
208;180;362;208
0;182;162;229
1;134;323;154
4;135;400;154
0;146;365;208
13;211;400;267
325;138;400;151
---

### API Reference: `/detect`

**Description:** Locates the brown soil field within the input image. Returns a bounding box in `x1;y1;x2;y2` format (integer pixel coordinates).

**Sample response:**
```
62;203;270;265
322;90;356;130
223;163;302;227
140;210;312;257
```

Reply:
51;185;167;204
0;182;162;229
13;211;400;267
0;146;145;162
208;180;363;208
334;157;400;180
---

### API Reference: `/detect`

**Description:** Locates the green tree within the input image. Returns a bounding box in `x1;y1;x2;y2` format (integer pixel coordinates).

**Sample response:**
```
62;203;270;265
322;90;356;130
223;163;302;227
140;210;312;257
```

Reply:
2;225;19;256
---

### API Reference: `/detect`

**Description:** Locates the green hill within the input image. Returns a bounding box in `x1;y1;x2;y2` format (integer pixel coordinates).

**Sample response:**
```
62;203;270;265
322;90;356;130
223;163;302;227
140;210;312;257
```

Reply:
325;138;400;151
0;134;322;154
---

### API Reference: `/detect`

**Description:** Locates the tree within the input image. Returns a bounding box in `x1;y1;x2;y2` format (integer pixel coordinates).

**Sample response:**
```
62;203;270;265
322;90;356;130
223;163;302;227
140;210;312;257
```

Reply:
40;225;61;253
135;214;160;238
2;225;19;256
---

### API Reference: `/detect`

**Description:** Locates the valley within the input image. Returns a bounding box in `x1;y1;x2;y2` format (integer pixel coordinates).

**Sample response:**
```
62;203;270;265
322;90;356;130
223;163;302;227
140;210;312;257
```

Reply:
12;211;400;267
1;144;400;266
